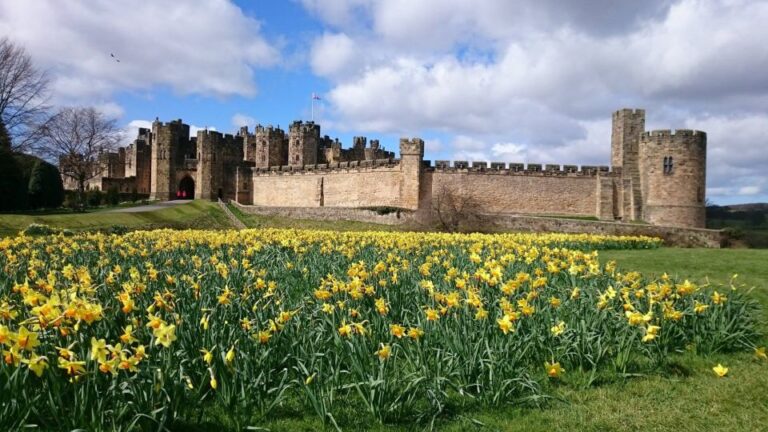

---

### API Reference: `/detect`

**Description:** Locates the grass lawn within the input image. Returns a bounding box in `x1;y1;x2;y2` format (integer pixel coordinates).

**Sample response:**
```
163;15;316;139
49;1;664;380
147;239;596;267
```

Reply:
0;200;232;235
228;203;403;232
180;247;768;432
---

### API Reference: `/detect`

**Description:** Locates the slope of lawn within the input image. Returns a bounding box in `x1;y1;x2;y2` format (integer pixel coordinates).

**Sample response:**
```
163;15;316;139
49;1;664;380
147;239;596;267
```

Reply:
0;200;232;235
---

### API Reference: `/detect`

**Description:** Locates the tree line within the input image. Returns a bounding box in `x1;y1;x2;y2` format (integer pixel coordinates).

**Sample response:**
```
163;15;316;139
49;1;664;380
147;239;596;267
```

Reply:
0;37;121;211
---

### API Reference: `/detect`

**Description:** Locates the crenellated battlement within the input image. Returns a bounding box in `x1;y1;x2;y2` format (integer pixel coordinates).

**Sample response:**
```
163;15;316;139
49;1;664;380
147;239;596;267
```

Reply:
429;160;619;177
289;120;321;134
252;158;399;176
255;124;285;136
399;138;424;157
641;129;707;139
613;108;645;117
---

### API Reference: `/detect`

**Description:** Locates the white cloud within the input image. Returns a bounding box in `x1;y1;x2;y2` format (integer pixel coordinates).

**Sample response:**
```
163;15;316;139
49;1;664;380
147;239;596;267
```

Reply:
304;0;768;203
0;0;279;106
423;138;441;153
231;114;256;129
310;33;358;79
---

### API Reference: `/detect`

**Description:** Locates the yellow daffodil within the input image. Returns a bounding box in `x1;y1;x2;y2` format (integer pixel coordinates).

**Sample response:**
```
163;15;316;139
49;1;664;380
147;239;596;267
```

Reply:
712;364;728;377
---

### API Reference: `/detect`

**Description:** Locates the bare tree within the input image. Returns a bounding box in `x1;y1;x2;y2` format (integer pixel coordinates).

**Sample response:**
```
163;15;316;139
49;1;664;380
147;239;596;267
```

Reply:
38;107;120;209
0;37;50;152
431;183;486;232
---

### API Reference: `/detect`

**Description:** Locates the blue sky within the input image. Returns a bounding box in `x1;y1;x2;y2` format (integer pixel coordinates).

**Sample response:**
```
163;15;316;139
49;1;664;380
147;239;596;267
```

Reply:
1;0;767;204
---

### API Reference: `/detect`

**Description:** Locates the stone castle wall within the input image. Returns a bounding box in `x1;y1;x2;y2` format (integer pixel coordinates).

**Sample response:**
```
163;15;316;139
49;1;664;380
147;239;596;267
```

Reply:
71;107;708;230
251;160;402;208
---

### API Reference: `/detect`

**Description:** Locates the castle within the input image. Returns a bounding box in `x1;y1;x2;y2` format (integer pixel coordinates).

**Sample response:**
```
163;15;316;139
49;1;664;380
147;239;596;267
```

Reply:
78;108;707;228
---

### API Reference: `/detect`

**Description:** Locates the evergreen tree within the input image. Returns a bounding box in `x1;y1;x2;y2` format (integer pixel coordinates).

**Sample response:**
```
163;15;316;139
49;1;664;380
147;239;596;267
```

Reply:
28;159;65;209
0;148;26;211
0;118;10;151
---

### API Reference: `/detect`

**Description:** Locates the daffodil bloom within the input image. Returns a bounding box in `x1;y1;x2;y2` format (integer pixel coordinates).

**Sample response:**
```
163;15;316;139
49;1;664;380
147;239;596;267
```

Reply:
550;321;566;337
90;337;109;363
694;301;709;314
338;322;352;338
256;330;271;344
390;324;405;338
545;361;564;378
712;364;728;377
497;315;514;335
201;348;214;365
58;357;86;376
225;346;236;366
153;323;177;348
15;327;40;352
711;291;727;305
754;347;767;361
376;344;391;360
22;354;48;377
407;327;424;341
425;308;439;321
642;325;661;342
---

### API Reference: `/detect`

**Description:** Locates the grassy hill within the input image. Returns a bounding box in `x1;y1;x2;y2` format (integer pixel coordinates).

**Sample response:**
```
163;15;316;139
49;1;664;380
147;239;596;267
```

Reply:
0;200;232;236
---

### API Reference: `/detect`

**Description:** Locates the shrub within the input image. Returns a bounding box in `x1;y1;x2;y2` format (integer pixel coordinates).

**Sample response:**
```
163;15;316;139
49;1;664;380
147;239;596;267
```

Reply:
22;223;59;236
106;186;120;206
86;189;104;207
27;159;65;209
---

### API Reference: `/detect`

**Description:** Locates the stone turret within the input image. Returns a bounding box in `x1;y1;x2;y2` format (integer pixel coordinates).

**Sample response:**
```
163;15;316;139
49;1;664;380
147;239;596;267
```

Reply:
150;119;189;200
288;121;320;166
611;108;645;221
639;130;707;228
254;125;287;168
399;138;424;210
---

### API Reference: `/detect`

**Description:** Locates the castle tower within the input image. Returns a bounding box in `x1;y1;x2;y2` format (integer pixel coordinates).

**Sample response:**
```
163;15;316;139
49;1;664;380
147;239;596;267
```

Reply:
638;130;707;228
254;125;287;168
399;138;424;210
288;121;320;166
150;119;189;200
196;130;225;200
611;109;645;220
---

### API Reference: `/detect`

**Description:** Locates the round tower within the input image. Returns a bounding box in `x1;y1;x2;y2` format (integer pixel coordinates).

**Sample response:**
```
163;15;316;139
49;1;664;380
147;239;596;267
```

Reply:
638;129;707;228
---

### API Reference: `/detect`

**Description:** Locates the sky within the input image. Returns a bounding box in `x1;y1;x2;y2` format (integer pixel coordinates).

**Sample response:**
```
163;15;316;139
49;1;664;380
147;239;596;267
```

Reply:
0;0;767;205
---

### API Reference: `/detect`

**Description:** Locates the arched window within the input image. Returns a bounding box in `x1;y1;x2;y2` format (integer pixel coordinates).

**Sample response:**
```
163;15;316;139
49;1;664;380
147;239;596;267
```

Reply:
663;156;673;175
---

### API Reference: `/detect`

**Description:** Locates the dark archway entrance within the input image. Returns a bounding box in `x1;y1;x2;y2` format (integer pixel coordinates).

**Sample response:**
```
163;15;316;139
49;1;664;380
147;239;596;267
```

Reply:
177;176;195;199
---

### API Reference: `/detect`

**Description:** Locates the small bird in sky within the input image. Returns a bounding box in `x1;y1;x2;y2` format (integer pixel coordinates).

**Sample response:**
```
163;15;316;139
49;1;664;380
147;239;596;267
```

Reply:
110;53;120;63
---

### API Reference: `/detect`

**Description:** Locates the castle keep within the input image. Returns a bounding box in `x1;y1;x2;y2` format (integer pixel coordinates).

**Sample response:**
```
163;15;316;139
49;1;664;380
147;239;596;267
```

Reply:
79;108;707;228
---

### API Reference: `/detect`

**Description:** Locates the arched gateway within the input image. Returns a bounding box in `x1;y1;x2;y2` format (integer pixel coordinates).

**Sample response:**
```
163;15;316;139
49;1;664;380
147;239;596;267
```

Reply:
177;176;195;199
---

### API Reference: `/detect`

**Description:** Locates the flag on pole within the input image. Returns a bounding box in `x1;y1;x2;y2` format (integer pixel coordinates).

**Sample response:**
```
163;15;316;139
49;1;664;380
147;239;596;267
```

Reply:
312;92;321;100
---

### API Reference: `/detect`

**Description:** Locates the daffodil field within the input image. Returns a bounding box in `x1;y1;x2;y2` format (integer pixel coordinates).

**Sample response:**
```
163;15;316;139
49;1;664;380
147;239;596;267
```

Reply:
0;229;761;430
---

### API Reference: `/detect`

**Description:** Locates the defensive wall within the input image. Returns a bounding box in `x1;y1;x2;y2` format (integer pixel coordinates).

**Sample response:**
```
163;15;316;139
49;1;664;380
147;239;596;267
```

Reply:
245;137;621;220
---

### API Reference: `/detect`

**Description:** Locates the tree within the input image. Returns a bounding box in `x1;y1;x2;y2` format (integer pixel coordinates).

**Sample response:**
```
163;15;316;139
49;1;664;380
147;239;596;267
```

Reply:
0;147;26;211
431;183;486;232
37;107;120;210
0;38;50;152
27;159;64;209
0;117;10;151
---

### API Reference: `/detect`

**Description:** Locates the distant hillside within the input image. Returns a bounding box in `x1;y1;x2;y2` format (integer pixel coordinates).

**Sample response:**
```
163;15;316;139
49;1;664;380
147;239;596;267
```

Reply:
723;203;768;212
707;203;767;248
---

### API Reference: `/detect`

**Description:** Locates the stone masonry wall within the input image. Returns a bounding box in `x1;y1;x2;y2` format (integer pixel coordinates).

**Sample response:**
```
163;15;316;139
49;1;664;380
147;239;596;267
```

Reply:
424;170;600;216
251;164;402;208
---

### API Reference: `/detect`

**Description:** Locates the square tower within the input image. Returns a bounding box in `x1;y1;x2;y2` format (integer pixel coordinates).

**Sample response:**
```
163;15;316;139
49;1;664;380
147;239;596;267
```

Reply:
288;121;320;166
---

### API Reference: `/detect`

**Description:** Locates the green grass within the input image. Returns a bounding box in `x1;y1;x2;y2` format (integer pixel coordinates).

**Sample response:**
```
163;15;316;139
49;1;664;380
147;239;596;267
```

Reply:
228;203;404;232
176;247;768;432
0;200;232;235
